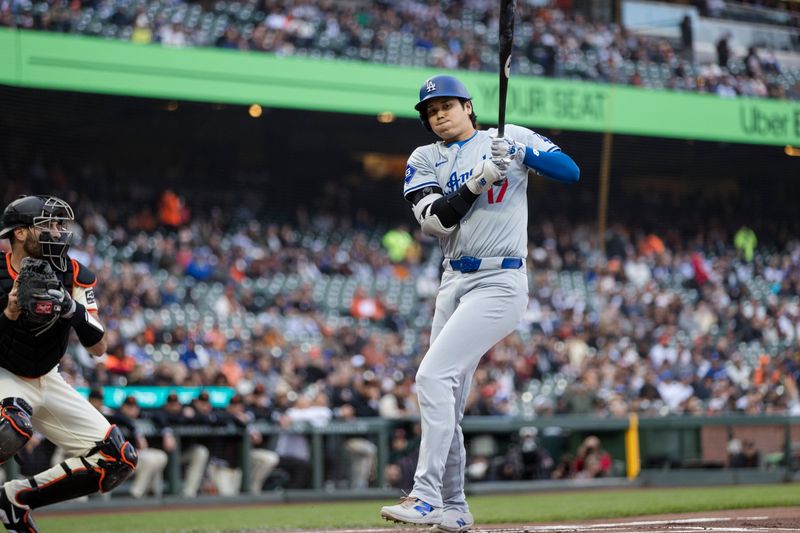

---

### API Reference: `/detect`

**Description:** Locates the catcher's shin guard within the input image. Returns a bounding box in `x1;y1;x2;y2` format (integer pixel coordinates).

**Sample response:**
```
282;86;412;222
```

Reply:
0;398;33;464
12;425;137;509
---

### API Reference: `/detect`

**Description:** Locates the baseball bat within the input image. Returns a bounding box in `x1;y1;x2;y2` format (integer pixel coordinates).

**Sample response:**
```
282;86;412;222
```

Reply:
497;0;516;138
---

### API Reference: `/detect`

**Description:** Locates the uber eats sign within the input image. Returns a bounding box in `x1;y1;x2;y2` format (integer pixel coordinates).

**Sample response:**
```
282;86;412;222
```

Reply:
1;28;798;146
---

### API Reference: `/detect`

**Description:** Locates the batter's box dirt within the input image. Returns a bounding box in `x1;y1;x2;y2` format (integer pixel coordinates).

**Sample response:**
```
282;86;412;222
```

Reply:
343;509;800;533
461;508;800;533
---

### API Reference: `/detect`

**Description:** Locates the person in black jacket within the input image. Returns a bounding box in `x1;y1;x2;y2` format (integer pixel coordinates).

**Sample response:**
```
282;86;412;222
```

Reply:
107;395;168;499
0;195;137;533
209;395;279;495
154;392;210;497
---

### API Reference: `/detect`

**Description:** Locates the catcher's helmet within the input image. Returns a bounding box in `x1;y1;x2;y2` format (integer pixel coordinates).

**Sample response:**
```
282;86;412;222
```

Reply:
414;75;472;131
0;195;75;271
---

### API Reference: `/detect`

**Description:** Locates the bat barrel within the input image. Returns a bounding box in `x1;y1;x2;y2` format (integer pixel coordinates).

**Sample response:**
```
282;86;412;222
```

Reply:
497;0;516;138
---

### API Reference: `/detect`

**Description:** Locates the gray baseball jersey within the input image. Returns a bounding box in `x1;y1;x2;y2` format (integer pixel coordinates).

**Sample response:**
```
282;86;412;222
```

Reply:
404;124;559;260
403;124;558;511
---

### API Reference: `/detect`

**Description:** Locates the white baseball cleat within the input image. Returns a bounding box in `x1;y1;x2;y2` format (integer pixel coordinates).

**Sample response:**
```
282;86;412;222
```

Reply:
430;509;474;532
381;496;442;526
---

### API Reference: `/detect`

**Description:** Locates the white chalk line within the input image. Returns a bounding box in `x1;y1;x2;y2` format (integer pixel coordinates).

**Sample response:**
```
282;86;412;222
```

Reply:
308;516;795;533
523;517;770;530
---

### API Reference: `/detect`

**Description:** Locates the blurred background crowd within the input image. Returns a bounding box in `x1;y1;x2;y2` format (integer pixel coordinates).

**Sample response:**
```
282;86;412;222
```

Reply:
2;0;800;99
3;169;799;493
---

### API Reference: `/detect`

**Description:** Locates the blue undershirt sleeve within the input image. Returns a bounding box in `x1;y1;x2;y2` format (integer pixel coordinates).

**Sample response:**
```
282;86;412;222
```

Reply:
523;147;580;183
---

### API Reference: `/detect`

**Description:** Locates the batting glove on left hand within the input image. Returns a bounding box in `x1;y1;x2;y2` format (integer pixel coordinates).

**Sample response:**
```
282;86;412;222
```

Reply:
490;135;527;172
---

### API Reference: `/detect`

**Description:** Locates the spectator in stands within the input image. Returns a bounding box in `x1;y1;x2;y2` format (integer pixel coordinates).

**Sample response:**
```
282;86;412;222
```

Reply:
716;33;732;70
328;369;380;488
573;435;612;478
216;25;245;50
727;438;760;467
92;394;169;499
382;225;414;264
131;13;153;44
744;47;764;78
550;452;575;480
209;394;280;495
494;427;554;480
350;287;386;321
680;15;694;61
384;425;420;491
379;375;419;419
274;390;332;489
152;392;210;497
639;370;663;403
734;225;758;262
158;189;188;229
183;391;233;495
160;19;188;47
118;395;170;498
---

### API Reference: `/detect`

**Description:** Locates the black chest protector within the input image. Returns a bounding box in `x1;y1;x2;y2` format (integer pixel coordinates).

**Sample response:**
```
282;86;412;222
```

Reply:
0;256;77;378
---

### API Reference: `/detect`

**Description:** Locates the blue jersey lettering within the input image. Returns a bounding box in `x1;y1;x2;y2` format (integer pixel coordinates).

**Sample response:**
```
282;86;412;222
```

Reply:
446;171;460;192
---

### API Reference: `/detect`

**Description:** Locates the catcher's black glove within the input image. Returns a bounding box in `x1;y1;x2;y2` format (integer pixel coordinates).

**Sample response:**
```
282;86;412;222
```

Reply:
16;257;74;333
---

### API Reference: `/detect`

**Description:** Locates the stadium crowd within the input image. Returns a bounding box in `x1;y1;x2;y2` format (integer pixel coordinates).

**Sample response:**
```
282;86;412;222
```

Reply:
2;179;798;422
2;173;799;491
1;0;799;100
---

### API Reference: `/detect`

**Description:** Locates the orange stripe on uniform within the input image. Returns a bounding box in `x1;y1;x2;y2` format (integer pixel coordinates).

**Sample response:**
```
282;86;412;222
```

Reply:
71;259;96;288
5;252;17;281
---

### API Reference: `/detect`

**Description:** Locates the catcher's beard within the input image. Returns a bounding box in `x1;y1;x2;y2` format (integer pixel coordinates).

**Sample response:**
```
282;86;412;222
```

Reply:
21;228;44;259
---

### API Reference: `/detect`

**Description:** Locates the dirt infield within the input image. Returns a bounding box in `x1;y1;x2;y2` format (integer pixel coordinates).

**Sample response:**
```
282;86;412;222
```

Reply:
285;508;800;533
501;507;800;533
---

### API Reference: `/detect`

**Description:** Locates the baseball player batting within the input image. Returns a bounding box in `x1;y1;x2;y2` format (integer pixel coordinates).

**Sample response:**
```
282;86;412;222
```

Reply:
380;75;579;532
0;195;137;533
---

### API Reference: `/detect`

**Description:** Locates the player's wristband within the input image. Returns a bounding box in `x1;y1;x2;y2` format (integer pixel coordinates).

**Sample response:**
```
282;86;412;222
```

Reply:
68;302;105;347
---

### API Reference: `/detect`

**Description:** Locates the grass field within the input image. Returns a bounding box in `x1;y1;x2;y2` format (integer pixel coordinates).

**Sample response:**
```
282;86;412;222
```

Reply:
36;484;800;533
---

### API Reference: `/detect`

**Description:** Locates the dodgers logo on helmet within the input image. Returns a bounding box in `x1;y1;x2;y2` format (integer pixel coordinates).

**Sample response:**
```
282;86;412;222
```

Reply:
415;75;471;113
405;165;417;184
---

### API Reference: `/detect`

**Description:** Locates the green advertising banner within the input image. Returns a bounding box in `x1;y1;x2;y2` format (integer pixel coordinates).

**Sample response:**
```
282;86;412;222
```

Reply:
1;28;798;146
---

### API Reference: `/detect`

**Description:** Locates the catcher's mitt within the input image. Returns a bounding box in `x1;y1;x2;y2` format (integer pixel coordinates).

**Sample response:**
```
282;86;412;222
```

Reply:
16;257;63;331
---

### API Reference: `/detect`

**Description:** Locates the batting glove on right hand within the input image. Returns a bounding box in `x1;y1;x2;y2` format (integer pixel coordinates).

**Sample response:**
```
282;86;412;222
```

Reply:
466;159;506;195
490;135;527;172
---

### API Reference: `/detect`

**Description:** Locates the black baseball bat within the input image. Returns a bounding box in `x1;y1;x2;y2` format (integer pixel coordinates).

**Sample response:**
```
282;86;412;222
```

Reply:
497;0;516;138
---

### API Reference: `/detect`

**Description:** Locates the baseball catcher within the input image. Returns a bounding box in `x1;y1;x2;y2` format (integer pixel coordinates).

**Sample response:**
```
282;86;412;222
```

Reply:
0;195;137;533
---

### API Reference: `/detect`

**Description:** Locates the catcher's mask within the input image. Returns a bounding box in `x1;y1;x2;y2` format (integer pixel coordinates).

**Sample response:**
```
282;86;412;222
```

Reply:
0;195;75;272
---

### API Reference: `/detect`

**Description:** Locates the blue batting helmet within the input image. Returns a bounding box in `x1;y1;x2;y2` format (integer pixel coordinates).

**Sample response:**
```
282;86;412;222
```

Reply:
414;75;471;112
415;75;472;131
